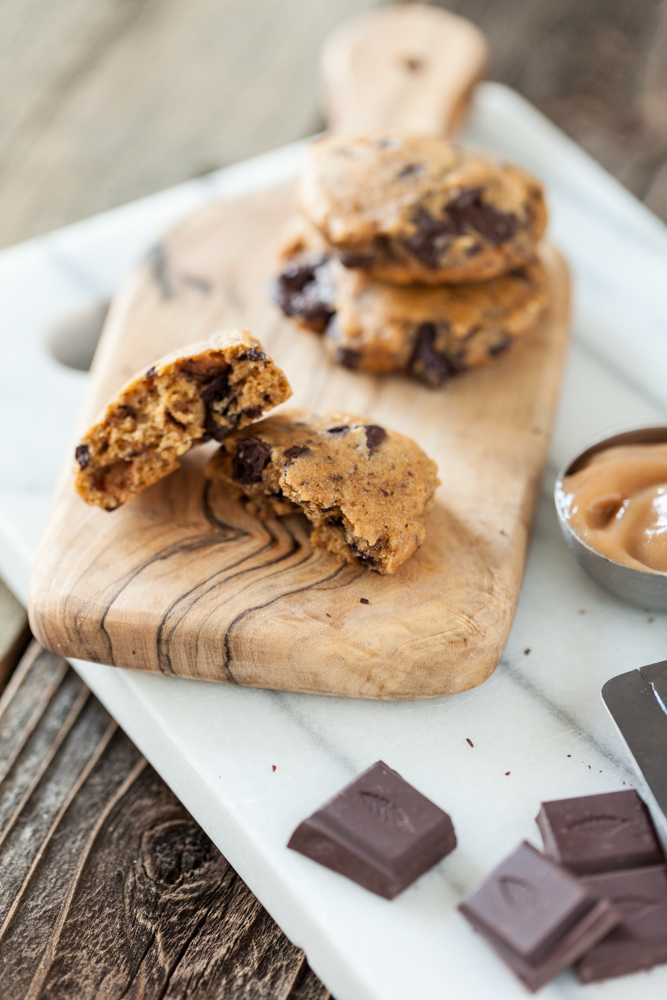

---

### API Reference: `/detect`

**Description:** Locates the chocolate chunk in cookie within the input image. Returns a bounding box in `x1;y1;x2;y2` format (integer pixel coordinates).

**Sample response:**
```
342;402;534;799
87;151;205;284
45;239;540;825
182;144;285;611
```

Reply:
409;324;456;388
270;218;336;333
74;330;291;511
205;409;439;575
299;133;547;285
271;255;335;332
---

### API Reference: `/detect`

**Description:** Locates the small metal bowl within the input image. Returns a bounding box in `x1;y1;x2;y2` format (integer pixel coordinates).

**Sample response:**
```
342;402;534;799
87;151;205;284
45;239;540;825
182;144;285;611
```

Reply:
554;424;667;611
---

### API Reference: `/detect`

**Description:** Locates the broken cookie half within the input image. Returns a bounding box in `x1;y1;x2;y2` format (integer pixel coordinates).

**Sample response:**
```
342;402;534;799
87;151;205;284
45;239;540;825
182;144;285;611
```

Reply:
205;409;440;574
74;329;291;510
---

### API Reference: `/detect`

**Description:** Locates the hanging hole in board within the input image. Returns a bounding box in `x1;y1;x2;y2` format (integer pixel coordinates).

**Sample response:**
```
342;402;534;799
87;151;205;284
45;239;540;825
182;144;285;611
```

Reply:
402;56;425;73
47;302;109;372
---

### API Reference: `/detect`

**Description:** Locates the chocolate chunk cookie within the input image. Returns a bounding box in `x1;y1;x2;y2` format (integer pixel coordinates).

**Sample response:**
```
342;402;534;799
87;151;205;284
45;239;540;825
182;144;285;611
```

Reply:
74;330;291;511
299;133;547;285
205;409;439;574
272;221;550;387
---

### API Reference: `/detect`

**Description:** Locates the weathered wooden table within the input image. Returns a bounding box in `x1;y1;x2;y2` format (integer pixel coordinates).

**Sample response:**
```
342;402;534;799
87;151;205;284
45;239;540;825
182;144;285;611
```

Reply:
0;1;665;997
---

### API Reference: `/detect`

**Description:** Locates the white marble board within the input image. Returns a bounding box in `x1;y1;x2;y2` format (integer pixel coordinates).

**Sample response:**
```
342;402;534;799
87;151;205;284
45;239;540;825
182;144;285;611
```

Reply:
2;83;667;999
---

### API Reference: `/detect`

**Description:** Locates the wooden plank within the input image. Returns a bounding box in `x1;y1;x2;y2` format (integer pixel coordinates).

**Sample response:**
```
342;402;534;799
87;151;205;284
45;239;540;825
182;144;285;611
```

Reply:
441;0;667;219
0;0;378;249
28;183;571;698
0;0;664;254
0;643;331;1000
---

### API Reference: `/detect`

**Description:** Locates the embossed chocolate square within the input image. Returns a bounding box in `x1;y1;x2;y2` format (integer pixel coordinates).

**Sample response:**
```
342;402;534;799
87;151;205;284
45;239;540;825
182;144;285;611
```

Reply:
536;789;664;874
458;841;619;992
287;760;456;899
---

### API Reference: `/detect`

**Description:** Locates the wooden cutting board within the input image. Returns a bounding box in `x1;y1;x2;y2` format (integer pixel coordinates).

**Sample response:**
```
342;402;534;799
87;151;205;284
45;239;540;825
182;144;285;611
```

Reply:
28;5;570;700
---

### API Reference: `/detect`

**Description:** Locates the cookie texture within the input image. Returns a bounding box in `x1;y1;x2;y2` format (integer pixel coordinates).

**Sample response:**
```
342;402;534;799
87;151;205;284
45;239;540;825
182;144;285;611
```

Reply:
299;133;547;285
205;409;439;574
74;330;291;511
273;220;550;386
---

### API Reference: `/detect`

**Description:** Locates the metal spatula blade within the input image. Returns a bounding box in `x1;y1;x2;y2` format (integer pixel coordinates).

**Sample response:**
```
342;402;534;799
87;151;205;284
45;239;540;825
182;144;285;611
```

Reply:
602;660;667;829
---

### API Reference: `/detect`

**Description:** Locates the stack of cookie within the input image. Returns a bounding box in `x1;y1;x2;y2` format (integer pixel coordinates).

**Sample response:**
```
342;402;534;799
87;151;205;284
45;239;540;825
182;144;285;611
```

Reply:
272;133;550;388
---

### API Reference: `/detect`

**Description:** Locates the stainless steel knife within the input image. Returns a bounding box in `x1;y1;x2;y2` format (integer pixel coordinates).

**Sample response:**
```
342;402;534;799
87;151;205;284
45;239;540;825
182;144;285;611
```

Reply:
602;660;667;839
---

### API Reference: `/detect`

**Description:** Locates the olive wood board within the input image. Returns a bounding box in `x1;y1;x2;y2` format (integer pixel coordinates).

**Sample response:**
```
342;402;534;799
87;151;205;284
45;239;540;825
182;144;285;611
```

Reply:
28;182;570;699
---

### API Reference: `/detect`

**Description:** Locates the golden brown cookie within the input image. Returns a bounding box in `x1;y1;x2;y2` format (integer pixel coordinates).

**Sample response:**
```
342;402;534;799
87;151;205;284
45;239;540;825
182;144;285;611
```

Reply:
205;409;439;574
298;133;547;285
272;220;550;387
74;330;291;511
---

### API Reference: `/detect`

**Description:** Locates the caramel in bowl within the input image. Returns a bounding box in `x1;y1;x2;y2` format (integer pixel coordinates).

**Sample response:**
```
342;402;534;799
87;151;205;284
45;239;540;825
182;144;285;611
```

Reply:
558;443;667;574
555;427;667;610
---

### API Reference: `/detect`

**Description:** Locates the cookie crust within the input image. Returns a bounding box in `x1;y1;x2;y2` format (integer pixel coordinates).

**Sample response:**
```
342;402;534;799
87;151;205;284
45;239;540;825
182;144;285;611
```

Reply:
74;330;291;511
299;133;547;285
205;409;439;574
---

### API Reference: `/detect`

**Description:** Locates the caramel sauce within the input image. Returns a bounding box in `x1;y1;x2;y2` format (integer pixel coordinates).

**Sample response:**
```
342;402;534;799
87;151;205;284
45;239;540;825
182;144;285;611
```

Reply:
558;443;667;573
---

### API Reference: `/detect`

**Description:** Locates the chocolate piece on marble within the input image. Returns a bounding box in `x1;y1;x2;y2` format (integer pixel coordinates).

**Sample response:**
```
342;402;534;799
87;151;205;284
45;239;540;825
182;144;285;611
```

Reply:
458;841;619;992
576;865;667;982
287;760;456;899
536;789;664;875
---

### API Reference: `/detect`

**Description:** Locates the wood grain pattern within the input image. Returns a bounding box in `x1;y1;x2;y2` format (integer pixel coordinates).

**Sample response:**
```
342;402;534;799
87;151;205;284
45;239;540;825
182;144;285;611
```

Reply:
28;180;570;698
0;642;331;1000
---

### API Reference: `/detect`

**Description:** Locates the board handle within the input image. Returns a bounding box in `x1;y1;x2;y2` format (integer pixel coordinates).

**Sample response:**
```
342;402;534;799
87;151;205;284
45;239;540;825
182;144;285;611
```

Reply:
320;3;488;136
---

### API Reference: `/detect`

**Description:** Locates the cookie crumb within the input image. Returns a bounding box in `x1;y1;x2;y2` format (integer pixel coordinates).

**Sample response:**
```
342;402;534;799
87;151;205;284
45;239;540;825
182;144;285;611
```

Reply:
466;738;474;748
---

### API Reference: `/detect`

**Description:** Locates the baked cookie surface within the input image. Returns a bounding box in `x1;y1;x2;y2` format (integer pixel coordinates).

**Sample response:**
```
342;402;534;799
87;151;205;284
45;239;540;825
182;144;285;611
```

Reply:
74;330;291;511
273;221;550;387
299;133;547;284
205;409;439;574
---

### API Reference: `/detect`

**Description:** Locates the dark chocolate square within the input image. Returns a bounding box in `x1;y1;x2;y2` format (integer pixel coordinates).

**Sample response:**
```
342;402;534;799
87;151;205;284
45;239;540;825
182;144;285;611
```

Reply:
459;841;594;963
287;761;456;899
459;842;619;992
536;789;664;874
577;865;667;982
